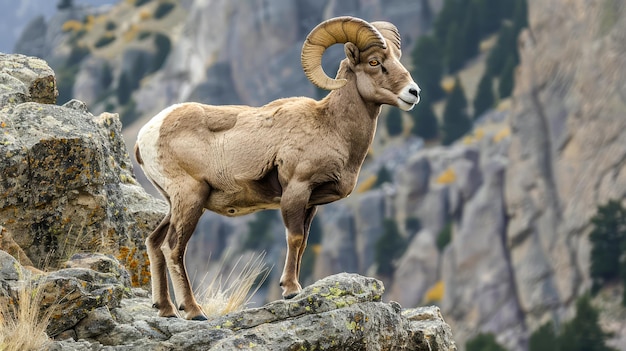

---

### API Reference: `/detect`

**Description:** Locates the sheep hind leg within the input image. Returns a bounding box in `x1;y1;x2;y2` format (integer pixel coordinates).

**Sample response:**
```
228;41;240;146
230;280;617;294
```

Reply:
146;213;177;318
162;182;209;320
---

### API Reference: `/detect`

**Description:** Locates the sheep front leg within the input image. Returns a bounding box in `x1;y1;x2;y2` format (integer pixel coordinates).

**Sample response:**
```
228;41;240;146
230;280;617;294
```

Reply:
280;181;312;299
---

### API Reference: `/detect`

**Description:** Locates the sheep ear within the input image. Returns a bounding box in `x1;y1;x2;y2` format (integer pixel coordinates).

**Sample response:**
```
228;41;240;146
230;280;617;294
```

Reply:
344;42;360;65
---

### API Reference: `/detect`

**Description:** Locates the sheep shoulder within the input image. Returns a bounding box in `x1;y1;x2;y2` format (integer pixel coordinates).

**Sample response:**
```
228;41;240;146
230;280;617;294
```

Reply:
165;102;244;134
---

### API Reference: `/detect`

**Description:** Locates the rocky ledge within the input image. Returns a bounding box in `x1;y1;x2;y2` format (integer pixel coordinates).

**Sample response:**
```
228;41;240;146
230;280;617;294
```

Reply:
0;249;455;351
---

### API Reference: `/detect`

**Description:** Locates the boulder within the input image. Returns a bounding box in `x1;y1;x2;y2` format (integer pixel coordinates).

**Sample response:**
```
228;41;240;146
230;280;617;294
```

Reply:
44;272;456;350
0;54;167;284
0;53;57;105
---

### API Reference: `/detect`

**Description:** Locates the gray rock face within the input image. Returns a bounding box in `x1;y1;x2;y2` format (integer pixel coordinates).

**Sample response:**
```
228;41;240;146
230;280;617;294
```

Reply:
389;229;439;308
0;53;57;105
505;0;626;332
0;55;167;282
442;158;525;351
40;271;456;350
315;203;359;278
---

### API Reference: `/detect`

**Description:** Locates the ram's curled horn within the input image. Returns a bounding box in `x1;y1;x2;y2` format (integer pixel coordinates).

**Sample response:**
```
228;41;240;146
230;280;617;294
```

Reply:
301;16;387;90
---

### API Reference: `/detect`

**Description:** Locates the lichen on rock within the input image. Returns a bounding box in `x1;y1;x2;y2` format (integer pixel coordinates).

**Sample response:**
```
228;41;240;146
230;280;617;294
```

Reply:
0;54;166;285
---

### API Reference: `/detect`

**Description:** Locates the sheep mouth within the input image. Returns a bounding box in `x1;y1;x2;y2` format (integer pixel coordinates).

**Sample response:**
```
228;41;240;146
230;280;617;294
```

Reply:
398;96;419;111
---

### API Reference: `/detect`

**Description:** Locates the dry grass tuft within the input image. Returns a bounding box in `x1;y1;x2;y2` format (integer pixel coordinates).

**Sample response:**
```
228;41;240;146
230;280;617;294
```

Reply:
198;252;270;317
0;283;54;351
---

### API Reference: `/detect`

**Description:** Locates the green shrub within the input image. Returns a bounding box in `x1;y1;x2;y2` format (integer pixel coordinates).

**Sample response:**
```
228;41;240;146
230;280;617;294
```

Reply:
473;71;495;118
57;0;73;10
410;95;439;141
589;200;626;294
119;99;139;125
138;31;152;40
150;34;171;73
385;108;403;137
100;62;113;89
527;295;616;351
116;71;133;105
498;56;516;99
373;166;393;188
375;218;407;276
466;333;508;351
529;322;558;351
67;45;90;66
444;22;465;73
441;77;472;145
411;35;445;101
436;221;453;252
154;2;175;19
405;217;422;236
94;35;116;48
242;211;277;252
557;295;616;351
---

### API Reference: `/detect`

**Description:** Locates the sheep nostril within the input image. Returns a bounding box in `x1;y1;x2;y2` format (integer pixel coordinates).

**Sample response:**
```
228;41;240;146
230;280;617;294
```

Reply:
409;88;419;97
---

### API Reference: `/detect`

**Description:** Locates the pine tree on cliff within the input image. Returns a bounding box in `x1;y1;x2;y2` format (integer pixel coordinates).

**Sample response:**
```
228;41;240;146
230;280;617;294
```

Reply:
512;0;529;34
466;333;507;351
486;23;517;77
473;70;495;119
444;22;465;73
434;0;466;42
410;94;439;141
462;1;481;59
441;77;471;145
589;200;626;293
375;218;406;277
411;35;445;101
498;55;516;99
557;295;617;351
385;108;403;137
529;322;558;351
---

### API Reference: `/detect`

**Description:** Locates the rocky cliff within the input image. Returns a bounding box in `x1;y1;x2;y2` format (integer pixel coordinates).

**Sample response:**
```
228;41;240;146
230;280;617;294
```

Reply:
0;249;455;350
8;0;626;350
505;0;626;340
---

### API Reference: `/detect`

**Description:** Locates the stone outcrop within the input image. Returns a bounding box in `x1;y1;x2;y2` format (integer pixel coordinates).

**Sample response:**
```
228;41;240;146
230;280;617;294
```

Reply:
0;53;167;283
0;53;57;105
0;249;456;351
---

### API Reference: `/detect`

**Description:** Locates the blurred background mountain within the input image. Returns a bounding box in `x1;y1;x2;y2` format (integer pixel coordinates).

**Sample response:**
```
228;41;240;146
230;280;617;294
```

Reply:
6;1;626;350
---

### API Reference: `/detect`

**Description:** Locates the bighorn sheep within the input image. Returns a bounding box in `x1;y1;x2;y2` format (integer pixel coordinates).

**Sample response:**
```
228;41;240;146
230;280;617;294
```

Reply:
135;16;420;320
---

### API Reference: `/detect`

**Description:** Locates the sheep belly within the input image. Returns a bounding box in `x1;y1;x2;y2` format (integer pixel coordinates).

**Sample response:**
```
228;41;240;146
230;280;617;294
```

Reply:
204;167;283;217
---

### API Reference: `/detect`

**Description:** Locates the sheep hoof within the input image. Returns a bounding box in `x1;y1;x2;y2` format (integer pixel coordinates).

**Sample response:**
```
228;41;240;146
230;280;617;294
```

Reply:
191;314;208;321
283;292;299;300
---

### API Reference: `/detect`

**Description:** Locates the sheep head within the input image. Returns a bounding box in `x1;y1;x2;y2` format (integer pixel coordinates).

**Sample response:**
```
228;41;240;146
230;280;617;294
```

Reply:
301;16;420;111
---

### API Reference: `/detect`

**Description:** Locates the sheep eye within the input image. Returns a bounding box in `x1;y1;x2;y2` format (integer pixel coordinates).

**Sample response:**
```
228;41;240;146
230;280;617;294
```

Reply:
368;60;380;67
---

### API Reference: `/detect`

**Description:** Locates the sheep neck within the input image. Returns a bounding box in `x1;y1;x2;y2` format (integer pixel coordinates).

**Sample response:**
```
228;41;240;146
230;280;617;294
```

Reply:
321;77;381;170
